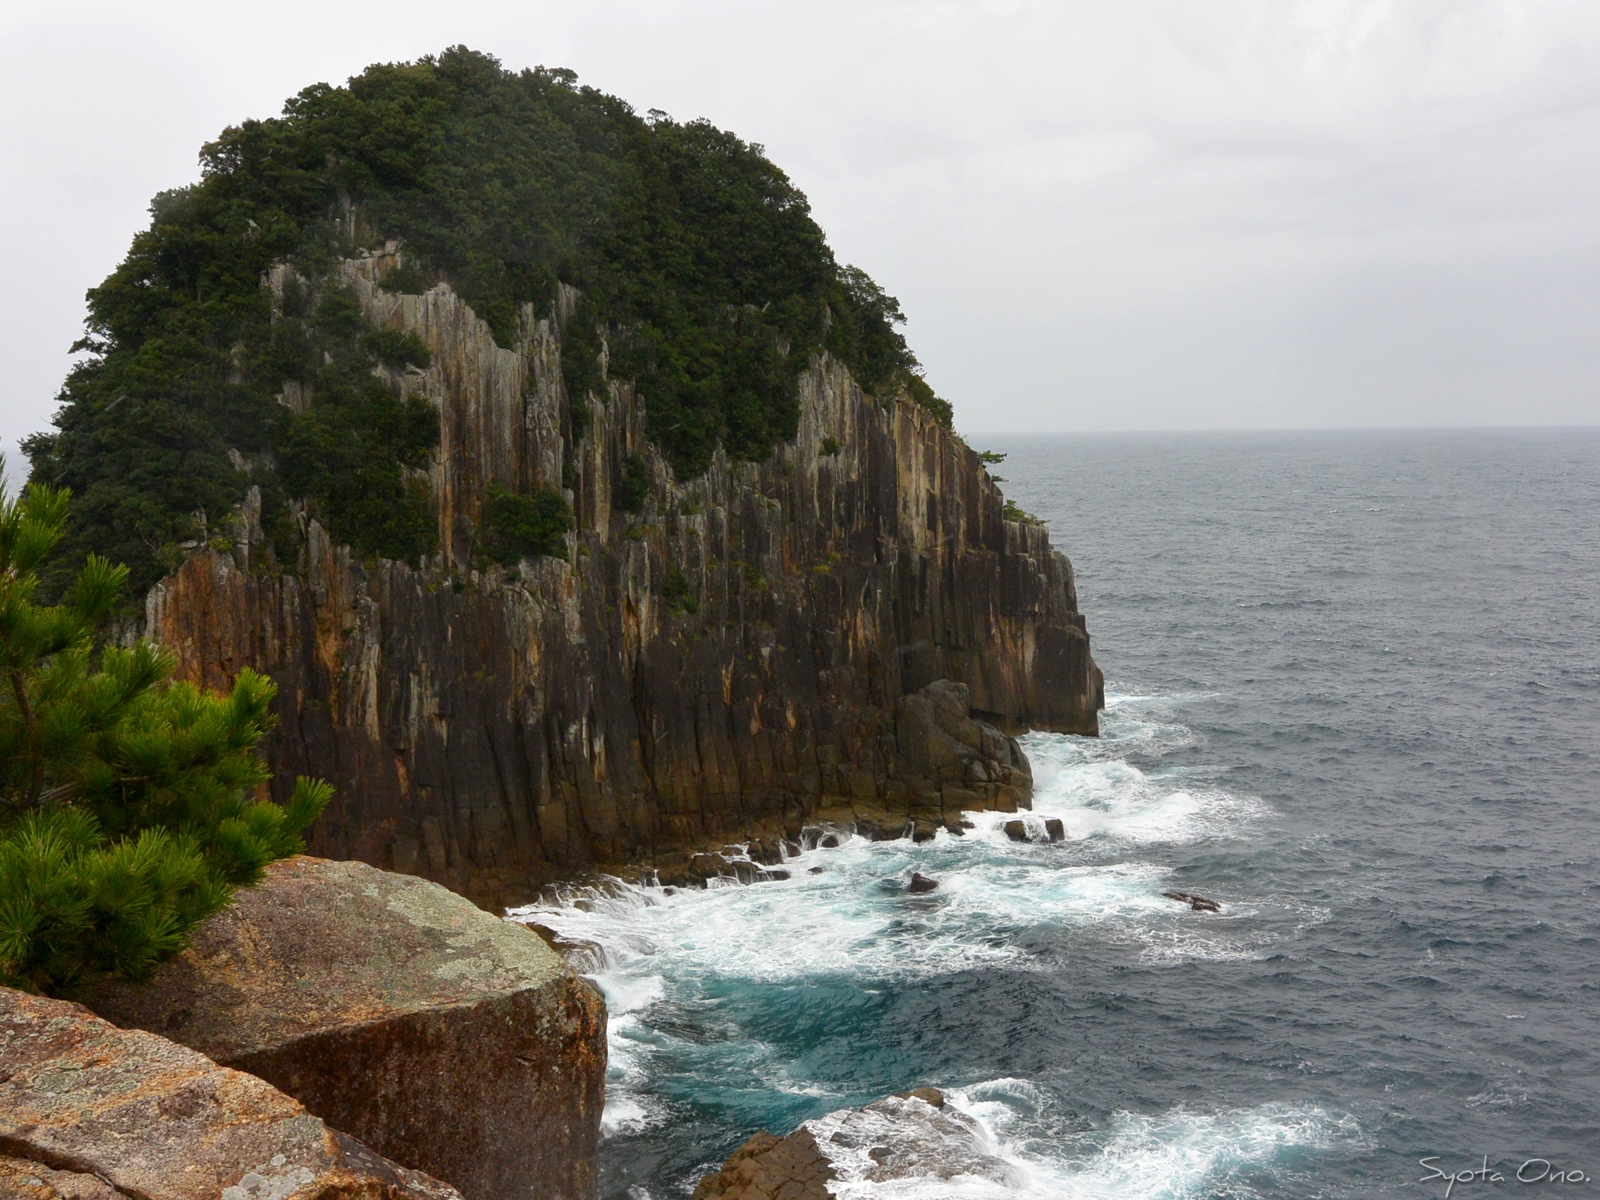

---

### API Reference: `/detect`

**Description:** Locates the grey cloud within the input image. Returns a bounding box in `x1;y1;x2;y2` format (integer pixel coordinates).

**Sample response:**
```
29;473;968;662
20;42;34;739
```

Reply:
3;0;1596;480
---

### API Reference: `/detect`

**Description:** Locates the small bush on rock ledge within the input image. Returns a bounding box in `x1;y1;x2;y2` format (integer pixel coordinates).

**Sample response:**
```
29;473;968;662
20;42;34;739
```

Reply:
0;473;331;999
478;485;575;565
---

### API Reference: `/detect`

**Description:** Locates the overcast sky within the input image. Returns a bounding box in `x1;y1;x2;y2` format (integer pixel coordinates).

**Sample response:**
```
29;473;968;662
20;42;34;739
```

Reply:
3;0;1597;475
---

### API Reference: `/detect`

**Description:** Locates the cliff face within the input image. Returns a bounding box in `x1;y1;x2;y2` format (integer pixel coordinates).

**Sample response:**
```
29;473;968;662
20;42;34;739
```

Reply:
145;248;1102;908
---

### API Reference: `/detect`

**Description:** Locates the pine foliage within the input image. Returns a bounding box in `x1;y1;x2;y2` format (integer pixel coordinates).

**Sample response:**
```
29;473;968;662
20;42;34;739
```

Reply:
0;471;331;997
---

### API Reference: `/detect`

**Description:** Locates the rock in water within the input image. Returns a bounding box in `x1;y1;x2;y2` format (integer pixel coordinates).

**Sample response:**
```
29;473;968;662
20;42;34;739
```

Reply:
0;987;461;1200
1004;819;1030;841
699;1089;1016;1197
1162;890;1222;912
1045;817;1066;842
91;856;605;1200
814;1092;1016;1187
908;872;940;893
691;1129;835;1200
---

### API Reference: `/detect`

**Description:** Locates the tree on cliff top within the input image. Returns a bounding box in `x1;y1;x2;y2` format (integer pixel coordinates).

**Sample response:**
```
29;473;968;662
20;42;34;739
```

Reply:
26;46;952;598
0;471;331;998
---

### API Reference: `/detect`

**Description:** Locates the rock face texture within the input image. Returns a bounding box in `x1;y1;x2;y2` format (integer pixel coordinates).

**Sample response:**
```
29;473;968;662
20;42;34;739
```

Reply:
144;249;1103;908
0;987;462;1200
90;857;605;1200
690;1129;835;1200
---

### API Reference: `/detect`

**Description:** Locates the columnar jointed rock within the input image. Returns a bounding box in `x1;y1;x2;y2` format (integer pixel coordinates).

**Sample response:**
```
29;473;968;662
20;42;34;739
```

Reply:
144;256;1103;908
90;857;606;1200
0;988;461;1200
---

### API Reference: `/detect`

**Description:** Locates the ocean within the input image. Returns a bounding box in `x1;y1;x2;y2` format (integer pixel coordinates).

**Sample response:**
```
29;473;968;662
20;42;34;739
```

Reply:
513;428;1600;1199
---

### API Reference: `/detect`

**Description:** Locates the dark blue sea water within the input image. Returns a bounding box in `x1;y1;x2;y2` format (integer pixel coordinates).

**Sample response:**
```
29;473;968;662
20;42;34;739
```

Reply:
517;428;1600;1199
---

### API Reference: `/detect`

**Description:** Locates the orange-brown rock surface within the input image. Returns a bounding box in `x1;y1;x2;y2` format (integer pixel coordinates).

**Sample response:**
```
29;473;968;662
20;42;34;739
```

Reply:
144;252;1102;908
690;1129;835;1200
0;987;461;1200
90;856;605;1200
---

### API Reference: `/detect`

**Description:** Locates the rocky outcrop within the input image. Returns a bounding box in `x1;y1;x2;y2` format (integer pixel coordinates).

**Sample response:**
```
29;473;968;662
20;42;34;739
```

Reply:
89;857;605;1200
0;987;461;1200
144;249;1103;908
693;1088;1017;1200
690;1129;835;1200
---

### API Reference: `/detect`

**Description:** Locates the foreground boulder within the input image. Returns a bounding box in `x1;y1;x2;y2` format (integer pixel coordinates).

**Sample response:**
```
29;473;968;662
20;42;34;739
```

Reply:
91;857;605;1200
0;988;460;1200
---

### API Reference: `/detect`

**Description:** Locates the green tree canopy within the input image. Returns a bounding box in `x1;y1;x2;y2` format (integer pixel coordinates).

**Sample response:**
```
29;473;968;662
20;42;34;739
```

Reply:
27;46;950;597
0;472;330;998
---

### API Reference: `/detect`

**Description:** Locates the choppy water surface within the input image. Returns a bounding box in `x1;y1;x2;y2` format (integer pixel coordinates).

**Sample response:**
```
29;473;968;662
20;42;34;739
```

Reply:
513;429;1600;1199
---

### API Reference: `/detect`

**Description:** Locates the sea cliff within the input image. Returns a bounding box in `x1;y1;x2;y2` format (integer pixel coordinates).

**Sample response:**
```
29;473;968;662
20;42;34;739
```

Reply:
143;248;1102;909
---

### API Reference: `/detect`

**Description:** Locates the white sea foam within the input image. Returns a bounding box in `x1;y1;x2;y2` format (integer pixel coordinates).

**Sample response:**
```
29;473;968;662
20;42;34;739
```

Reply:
506;699;1290;1152
813;1082;1354;1199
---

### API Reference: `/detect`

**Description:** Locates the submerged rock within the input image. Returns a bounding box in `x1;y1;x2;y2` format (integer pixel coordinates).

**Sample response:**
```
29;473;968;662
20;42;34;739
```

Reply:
1163;890;1222;912
0;988;461;1200
811;1091;1017;1188
907;872;940;894
91;856;605;1200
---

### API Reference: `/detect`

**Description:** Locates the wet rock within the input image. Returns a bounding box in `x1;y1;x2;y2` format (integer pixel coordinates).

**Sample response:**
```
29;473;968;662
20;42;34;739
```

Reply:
90;856;604;1200
808;867;826;874
0;988;462;1200
816;1092;1017;1187
728;859;763;884
1045;817;1066;842
524;922;607;974
688;852;729;882
747;838;785;866
907;873;940;894
690;1128;834;1200
708;1089;1016;1197
762;868;792;882
1163;891;1221;912
818;833;843;849
1004;819;1029;842
894;681;1036;824
910;821;937;844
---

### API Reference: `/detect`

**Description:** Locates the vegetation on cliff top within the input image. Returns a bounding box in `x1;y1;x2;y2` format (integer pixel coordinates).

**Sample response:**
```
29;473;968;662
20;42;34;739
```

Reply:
0;476;330;997
27;46;951;597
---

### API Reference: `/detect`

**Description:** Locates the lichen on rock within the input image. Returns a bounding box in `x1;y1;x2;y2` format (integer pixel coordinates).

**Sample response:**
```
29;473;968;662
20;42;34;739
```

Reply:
0;987;461;1200
89;856;605;1200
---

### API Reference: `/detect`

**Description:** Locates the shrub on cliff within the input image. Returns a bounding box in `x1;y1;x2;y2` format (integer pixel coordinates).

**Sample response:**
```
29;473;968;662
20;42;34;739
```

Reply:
477;486;574;565
26;46;951;598
0;475;331;998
